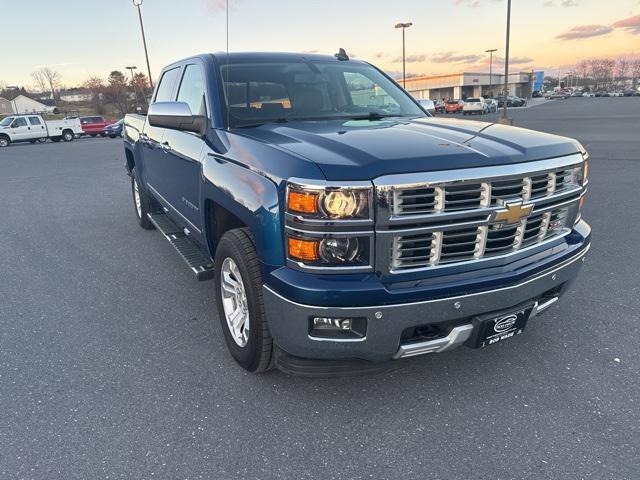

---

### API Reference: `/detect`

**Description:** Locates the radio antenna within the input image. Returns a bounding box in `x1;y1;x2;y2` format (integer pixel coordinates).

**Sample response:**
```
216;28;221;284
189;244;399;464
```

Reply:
225;0;230;130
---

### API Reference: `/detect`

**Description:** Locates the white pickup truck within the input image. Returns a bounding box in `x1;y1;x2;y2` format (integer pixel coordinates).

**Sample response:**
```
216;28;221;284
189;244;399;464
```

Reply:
0;114;83;147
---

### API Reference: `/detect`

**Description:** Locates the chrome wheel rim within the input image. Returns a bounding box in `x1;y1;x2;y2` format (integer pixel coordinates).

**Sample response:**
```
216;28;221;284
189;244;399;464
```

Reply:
64;133;72;141
0;139;7;147
133;179;142;218
220;257;250;347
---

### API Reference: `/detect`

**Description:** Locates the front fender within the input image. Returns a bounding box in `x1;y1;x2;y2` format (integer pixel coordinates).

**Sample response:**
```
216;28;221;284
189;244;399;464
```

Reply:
201;154;284;267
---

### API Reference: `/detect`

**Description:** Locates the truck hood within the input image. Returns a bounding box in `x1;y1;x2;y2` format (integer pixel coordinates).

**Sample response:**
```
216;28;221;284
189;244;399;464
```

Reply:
237;117;583;181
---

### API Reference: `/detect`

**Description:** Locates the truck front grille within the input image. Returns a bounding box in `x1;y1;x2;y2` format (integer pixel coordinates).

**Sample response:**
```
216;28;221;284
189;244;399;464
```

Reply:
377;155;585;274
390;168;575;216
390;207;570;271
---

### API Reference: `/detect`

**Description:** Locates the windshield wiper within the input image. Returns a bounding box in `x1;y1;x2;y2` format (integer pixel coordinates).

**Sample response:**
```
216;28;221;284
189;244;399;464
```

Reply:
234;118;289;129
347;112;403;120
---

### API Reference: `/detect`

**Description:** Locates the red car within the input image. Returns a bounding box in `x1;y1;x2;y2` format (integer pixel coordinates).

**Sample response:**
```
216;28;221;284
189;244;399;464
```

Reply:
444;99;464;114
79;116;114;137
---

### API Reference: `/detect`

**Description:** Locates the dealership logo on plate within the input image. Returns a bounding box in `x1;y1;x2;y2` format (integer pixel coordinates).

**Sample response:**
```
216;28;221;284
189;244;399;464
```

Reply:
494;314;518;333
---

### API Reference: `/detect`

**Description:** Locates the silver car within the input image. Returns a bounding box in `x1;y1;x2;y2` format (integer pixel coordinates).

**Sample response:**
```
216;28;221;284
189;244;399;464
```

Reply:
417;99;436;115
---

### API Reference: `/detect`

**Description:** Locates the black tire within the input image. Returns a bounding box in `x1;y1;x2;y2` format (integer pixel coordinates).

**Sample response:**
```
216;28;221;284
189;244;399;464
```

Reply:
62;130;74;142
37;138;47;143
0;135;10;148
214;228;273;373
90;134;97;137
130;168;155;230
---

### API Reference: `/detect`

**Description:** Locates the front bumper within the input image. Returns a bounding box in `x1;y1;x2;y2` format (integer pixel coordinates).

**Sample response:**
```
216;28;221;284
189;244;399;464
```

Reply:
263;236;589;362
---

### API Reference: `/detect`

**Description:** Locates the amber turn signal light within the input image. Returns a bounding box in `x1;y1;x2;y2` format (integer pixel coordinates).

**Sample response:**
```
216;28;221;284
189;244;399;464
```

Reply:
288;191;318;214
288;237;319;261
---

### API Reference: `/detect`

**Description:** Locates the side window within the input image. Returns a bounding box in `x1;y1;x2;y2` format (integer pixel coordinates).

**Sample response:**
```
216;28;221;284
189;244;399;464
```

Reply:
13;118;28;127
154;67;180;103
28;117;42;126
343;72;400;111
177;64;206;115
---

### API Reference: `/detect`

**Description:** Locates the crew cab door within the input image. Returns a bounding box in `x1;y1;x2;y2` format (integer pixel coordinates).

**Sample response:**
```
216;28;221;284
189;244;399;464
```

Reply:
159;63;207;234
8;117;32;141
27;116;46;138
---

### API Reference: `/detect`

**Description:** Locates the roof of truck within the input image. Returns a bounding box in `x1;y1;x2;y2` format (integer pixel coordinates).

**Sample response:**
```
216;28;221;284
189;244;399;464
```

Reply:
209;51;365;64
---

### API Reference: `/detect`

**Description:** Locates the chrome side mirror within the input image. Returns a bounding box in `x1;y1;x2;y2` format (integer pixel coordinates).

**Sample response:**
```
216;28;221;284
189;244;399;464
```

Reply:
148;101;207;135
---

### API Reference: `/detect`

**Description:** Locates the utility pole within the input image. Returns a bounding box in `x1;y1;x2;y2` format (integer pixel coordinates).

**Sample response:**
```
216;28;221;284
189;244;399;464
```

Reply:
485;49;497;96
132;0;153;89
394;22;413;89
499;0;513;125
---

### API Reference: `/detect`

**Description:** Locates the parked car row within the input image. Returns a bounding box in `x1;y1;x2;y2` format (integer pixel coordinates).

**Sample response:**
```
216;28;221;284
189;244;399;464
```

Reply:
0;114;123;147
543;89;640;99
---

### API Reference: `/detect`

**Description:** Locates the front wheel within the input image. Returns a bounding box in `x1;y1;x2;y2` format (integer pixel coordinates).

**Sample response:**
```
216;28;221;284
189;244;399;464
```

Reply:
0;136;10;147
130;168;155;230
214;228;273;373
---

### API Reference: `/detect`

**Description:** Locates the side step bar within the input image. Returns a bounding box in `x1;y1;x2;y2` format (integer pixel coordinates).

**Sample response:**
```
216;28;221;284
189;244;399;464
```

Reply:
147;212;215;281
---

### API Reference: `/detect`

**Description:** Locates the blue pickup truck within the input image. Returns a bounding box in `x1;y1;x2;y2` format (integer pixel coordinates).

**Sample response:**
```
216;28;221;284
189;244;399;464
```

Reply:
124;52;590;375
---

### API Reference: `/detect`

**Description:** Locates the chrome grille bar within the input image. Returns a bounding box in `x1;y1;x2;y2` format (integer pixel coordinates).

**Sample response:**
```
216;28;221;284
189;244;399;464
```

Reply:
375;154;586;274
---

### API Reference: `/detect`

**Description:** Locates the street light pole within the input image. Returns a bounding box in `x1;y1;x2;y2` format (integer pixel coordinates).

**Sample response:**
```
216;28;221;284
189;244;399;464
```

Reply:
485;49;497;96
394;22;413;89
132;0;153;89
126;66;139;107
500;0;512;125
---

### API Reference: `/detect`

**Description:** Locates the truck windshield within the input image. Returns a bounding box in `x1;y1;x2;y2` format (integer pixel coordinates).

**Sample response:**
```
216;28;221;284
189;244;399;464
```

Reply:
0;117;14;127
219;60;425;128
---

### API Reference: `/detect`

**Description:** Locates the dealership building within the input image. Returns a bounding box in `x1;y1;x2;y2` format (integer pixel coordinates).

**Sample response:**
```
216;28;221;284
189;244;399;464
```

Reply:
404;71;538;100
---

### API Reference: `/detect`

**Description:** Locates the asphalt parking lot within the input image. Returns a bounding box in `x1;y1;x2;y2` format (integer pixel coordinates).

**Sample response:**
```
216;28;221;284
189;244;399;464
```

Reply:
1;98;639;479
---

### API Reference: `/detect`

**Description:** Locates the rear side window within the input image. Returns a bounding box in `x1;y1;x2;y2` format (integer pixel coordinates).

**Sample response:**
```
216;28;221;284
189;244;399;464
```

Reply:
177;64;206;115
155;67;180;103
28;116;42;126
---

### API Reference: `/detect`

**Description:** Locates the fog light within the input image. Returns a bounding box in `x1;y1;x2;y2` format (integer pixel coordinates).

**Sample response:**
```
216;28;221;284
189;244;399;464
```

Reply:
310;316;367;339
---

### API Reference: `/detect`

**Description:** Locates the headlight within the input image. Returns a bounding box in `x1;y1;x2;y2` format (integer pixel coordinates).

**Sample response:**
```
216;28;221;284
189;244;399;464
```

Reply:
286;181;371;220
287;234;370;267
570;158;588;187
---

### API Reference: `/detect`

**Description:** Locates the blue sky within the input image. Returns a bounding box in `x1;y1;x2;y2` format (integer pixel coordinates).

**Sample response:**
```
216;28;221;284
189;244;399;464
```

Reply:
3;0;639;88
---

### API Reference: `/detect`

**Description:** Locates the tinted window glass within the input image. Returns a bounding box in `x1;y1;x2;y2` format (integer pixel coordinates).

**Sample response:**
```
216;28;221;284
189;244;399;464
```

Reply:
155;67;180;102
13;118;27;127
343;71;400;111
28;116;42;125
219;61;424;128
177;64;206;115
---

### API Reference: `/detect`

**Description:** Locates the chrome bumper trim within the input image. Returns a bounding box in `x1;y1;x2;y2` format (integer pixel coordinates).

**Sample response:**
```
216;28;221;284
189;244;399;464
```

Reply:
392;296;560;360
393;325;474;359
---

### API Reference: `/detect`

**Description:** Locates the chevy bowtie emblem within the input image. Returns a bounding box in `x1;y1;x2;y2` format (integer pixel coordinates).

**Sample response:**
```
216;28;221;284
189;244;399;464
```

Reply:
492;201;534;225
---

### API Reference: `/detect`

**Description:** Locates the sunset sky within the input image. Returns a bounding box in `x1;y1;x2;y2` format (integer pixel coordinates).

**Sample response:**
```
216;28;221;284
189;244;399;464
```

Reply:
3;0;639;89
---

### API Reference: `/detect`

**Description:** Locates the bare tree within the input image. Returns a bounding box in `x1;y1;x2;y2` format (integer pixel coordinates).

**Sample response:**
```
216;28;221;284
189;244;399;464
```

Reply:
104;71;130;116
130;72;150;110
630;59;640;90
31;71;48;94
32;67;61;102
576;60;590;89
616;59;629;86
83;76;106;114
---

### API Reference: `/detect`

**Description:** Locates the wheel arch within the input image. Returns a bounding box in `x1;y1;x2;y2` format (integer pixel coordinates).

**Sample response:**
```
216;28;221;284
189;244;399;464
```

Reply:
201;158;284;268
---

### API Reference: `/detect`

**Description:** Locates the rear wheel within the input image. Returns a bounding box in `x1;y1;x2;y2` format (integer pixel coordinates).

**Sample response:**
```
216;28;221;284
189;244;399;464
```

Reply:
62;130;74;142
214;228;273;373
130;168;155;230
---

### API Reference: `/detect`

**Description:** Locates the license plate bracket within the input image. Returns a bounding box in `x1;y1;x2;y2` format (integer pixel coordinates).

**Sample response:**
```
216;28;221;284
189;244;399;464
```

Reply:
466;303;534;348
